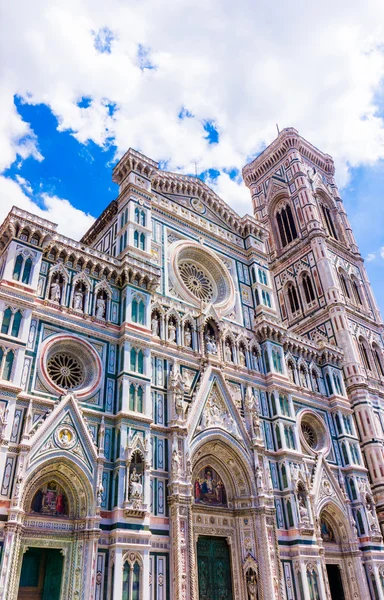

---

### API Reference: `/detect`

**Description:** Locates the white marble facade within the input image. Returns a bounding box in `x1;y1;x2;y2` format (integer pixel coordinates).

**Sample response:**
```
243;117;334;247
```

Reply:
0;131;383;599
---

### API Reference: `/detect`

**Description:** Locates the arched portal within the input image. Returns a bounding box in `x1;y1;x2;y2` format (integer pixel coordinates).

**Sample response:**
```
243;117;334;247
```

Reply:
318;503;363;600
4;458;97;600
188;436;268;600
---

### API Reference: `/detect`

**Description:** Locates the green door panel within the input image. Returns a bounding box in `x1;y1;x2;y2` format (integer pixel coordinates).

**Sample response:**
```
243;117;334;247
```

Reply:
42;550;63;600
197;536;233;600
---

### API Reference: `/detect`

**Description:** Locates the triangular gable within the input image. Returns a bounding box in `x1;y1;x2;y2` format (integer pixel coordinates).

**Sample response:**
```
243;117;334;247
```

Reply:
310;453;348;514
26;393;98;477
265;179;289;204
164;192;233;230
187;368;250;446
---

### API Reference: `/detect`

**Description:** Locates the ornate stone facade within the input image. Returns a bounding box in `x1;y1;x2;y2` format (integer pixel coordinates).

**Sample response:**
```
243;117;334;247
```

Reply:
0;131;383;599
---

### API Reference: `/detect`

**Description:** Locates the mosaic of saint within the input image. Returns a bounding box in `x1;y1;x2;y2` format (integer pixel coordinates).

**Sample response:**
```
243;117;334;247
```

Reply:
320;517;334;542
194;466;227;506
31;481;68;516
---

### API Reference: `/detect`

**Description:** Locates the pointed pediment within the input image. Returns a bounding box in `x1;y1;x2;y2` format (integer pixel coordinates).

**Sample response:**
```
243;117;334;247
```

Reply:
310;453;348;513
26;394;98;477
187;369;250;446
265;179;289;203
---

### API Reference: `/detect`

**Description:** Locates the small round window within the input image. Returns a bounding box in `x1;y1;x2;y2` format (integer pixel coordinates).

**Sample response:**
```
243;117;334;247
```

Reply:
299;412;329;454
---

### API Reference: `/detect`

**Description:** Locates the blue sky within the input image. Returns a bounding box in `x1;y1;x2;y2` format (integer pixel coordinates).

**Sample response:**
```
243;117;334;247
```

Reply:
1;0;384;311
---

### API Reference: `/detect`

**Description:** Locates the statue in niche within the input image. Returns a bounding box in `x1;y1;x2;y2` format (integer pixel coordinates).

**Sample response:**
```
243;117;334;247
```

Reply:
168;321;176;343
96;297;106;319
129;468;143;500
239;346;246;367
299;368;307;388
194;465;227;506
206;335;217;355
151;313;160;336
73;289;83;311
225;342;232;362
255;466;264;492
246;570;258;600
50;280;61;303
31;481;67;516
184;326;192;348
171;449;180;477
366;499;379;531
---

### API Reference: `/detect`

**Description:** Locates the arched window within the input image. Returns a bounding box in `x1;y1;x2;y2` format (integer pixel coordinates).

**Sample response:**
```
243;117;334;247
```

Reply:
137;350;144;374
356;509;365;535
137;386;143;412
359;339;371;371
139;233;145;251
22;258;33;284
287;283;300;315
134;207;140;224
351;279;362;306
138;300;145;325
131;298;138;323
321;204;338;239
302;273;315;304
333;373;343;395
133;230;139;248
373;346;384;377
349;477;357;500
122;558;141;600
287;500;294;527
341;442;349;465
130;348;137;371
129;384;135;411
326;373;334;395
3;350;14;381
11;311;22;337
307;568;320;600
335;413;342;435
140;211;146;227
276;204;298;248
339;272;350;299
262;290;271;307
281;465;288;488
270;393;277;416
275;425;282;449
279;395;289;416
13;255;23;281
1;308;12;335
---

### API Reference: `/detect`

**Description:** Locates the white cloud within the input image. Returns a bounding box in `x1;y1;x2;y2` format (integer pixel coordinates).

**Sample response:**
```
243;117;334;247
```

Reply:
0;176;95;240
366;252;377;262
1;0;384;218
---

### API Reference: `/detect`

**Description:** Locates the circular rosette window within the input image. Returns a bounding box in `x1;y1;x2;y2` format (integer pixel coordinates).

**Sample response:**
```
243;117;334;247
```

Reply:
40;334;103;400
169;240;235;313
299;411;330;455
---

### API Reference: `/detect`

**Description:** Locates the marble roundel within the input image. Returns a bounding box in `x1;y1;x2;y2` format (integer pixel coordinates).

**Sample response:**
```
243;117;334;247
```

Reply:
54;424;77;450
168;240;235;313
40;333;103;399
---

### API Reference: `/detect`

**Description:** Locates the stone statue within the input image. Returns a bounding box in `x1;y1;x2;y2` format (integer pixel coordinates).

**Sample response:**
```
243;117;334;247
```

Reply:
298;495;309;521
151;314;159;336
129;468;143;499
96;297;105;319
290;463;300;484
247;571;258;600
225;343;232;362
50;280;61;303
184;327;192;348
252;410;261;438
206;335;217;355
256;466;264;492
367;504;379;531
171;449;180;477
239;347;246;367
168;321;176;343
74;290;83;311
186;452;192;477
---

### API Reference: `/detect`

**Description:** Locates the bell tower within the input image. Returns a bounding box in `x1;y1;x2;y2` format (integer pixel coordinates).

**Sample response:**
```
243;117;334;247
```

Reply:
243;128;384;528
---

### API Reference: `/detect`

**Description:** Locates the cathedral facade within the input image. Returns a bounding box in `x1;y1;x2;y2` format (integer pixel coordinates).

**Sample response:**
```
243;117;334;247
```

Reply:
0;128;384;599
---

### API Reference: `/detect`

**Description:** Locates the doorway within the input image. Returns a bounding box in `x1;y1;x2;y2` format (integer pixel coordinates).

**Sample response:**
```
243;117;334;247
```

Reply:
326;564;345;600
18;547;63;600
197;536;233;600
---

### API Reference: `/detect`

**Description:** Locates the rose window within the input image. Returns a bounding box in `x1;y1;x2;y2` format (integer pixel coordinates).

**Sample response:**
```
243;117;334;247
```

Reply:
40;333;103;399
301;423;317;449
179;262;214;301
299;412;329;454
47;353;84;389
168;241;236;313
